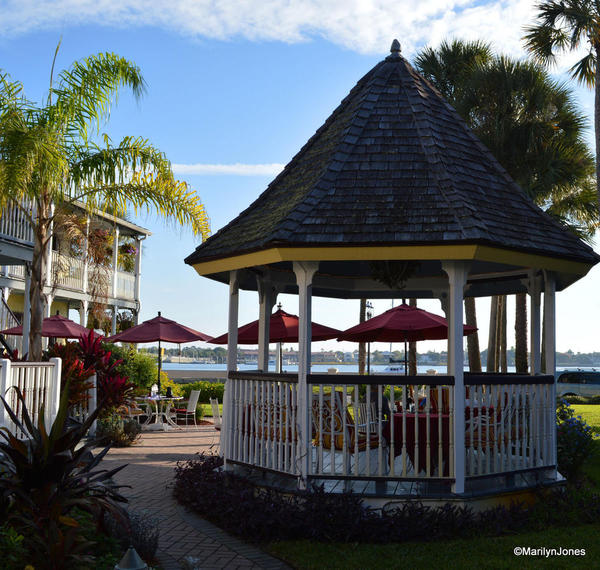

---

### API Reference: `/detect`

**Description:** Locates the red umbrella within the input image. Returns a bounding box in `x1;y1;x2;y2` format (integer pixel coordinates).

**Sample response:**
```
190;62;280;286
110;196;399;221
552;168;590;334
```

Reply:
106;312;210;392
0;314;99;339
337;303;477;374
208;308;341;344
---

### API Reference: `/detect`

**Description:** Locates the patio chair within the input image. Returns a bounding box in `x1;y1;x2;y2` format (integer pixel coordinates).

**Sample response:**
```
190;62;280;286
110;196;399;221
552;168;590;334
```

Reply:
311;391;387;475
210;397;221;431
357;402;379;434
116;401;148;424
172;389;201;428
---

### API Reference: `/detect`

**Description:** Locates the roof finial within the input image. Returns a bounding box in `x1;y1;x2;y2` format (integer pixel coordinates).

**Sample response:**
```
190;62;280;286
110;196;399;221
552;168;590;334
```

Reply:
390;39;401;57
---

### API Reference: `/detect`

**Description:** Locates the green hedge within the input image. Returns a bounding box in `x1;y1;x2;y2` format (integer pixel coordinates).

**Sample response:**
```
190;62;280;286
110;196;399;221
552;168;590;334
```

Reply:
176;381;225;403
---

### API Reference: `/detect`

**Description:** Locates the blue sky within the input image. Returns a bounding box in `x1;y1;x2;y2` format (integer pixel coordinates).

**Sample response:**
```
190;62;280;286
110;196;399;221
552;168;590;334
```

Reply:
3;1;600;354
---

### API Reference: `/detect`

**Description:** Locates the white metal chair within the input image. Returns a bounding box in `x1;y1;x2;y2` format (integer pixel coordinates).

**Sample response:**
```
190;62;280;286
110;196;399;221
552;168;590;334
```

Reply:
210;397;221;431
172;389;201;428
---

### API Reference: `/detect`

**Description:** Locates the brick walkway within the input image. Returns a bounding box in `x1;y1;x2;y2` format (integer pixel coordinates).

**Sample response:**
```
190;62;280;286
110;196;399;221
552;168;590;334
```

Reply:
103;425;290;570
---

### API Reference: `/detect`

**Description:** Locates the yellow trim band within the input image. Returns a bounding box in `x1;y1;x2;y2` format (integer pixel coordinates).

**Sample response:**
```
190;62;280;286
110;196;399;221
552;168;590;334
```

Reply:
190;245;592;276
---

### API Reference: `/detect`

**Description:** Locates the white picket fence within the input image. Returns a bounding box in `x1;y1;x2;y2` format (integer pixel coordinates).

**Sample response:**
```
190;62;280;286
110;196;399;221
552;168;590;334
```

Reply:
0;358;62;436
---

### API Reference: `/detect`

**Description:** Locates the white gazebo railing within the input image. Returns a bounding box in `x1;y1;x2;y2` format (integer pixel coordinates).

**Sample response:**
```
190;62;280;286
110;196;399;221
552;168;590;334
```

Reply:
0;358;62;436
224;371;556;492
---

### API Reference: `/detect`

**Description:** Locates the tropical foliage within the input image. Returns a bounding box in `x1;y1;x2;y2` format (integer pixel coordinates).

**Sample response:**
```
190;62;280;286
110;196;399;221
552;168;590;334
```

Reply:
524;0;600;205
0;49;210;361
0;386;127;568
415;39;599;371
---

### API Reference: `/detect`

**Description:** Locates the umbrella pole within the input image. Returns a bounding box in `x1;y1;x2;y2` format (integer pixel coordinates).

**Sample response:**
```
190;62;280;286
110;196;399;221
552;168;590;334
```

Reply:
404;339;408;376
367;342;371;375
158;339;162;393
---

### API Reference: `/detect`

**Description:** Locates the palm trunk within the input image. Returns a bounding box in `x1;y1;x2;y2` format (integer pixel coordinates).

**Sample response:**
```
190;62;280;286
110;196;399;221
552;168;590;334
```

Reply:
29;199;50;361
358;299;367;375
487;295;498;372
464;296;481;372
514;293;528;373
408;298;417;375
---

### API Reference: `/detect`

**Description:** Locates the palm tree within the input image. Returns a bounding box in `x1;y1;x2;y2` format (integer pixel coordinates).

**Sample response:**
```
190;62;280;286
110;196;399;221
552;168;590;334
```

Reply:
524;1;600;206
0;51;210;360
416;40;598;372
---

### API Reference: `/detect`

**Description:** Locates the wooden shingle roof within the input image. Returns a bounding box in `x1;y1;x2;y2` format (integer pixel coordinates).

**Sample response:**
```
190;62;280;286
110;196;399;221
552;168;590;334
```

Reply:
185;41;598;269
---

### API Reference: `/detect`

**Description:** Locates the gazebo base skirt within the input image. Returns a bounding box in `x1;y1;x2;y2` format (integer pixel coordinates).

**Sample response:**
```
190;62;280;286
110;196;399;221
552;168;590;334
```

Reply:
228;463;562;512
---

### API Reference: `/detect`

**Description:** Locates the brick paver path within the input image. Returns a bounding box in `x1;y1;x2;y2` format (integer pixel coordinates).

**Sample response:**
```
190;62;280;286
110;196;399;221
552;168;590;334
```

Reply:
103;425;289;570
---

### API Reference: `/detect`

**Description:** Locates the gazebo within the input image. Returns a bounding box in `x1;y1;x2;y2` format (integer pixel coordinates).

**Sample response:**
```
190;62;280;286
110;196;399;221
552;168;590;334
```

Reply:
185;41;599;505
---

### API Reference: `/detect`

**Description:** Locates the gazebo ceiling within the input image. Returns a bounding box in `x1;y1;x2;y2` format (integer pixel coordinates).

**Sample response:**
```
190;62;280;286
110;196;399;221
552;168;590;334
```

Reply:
185;40;599;296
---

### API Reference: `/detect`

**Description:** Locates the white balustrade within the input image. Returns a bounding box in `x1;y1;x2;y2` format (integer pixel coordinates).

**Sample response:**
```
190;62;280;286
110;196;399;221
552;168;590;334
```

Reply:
0;358;62;438
224;372;556;487
0;201;34;244
52;251;85;290
463;378;555;477
116;271;136;300
227;372;299;476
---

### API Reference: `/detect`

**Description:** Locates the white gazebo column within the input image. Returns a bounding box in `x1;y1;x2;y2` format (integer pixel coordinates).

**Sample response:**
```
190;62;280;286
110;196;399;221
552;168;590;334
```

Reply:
223;270;239;466
442;261;469;494
543;271;557;470
22;264;31;356
256;276;277;372
293;261;318;489
528;272;542;375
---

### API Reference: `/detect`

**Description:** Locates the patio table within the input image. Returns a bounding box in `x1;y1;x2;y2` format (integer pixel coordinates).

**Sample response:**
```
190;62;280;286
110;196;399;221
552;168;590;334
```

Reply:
137;396;183;430
383;412;450;476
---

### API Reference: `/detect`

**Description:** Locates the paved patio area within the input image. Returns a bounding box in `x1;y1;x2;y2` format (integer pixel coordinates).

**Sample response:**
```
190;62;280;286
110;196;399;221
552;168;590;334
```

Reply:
103;424;290;570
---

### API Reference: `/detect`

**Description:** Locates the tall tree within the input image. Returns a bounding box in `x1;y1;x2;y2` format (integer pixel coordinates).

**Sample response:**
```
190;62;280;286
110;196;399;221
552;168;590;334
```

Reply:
0;50;210;360
524;0;600;206
464;297;481;372
416;39;598;371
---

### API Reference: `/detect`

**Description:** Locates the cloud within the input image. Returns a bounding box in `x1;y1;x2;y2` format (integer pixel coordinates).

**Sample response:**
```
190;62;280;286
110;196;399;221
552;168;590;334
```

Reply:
2;1;539;58
172;162;285;176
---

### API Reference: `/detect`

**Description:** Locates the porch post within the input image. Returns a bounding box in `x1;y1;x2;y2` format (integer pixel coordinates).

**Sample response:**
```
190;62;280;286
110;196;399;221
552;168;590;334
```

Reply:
528;272;542;375
293;261;318;489
111;305;118;335
22;263;31;357
223;270;239;466
82;216;89;295
112;227;119;299
256;276;277;372
543;271;557;470
79;300;89;326
442;261;469;494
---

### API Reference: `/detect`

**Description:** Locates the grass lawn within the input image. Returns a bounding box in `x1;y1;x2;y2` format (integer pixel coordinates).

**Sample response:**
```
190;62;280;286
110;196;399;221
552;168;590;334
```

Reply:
200;403;222;418
269;525;599;569
572;405;600;434
267;405;600;569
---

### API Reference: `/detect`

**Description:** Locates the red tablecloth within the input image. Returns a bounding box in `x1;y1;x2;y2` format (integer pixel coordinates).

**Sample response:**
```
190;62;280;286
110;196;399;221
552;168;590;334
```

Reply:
383;413;450;476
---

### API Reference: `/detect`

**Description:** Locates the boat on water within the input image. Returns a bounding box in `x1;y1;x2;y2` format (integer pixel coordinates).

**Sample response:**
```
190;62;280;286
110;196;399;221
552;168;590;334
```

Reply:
383;365;405;373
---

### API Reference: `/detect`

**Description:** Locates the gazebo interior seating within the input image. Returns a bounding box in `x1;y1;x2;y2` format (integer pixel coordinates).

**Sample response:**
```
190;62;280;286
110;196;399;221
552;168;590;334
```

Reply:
185;40;599;505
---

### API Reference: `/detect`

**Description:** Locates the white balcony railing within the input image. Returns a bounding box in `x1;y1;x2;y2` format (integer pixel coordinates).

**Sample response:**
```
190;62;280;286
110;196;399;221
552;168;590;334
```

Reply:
52;251;84;291
225;372;556;488
116;271;136;301
0;201;34;245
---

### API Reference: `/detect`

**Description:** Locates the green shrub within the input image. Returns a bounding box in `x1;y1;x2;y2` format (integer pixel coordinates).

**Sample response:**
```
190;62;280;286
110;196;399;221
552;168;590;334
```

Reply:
0;524;27;570
108;345;158;389
96;413;142;447
557;399;597;481
176;381;225;403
